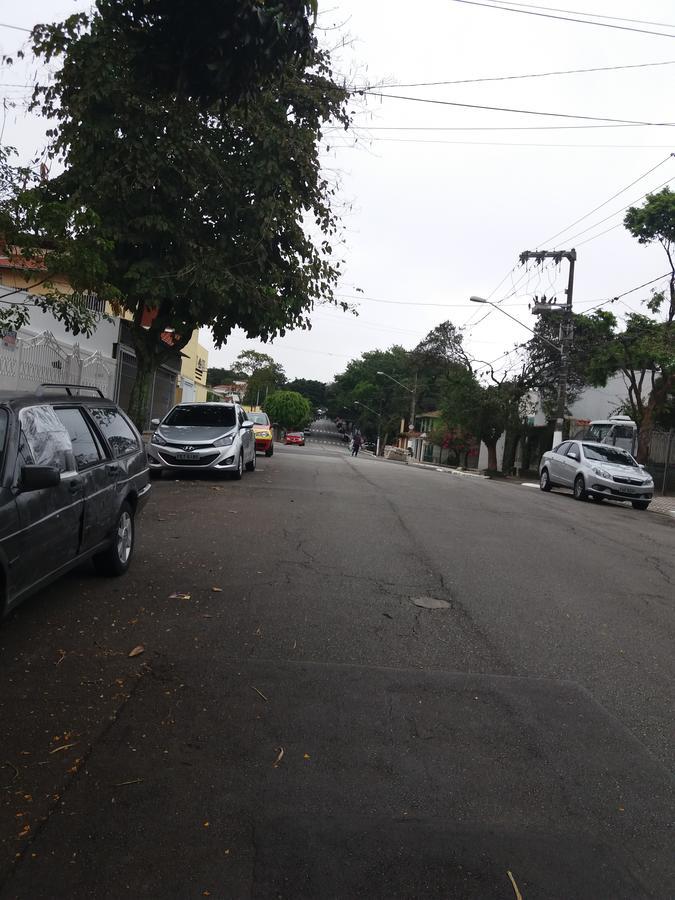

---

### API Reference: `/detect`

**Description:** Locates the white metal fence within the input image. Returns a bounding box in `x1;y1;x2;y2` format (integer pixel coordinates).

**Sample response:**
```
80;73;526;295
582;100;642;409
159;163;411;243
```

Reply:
647;429;675;496
0;330;116;398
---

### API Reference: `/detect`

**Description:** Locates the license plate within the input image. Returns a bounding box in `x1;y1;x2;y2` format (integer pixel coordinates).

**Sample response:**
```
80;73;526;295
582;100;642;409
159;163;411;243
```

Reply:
174;452;200;461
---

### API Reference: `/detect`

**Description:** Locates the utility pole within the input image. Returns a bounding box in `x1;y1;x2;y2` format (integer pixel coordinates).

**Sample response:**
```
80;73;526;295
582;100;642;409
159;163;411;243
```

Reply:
520;248;577;447
409;369;418;445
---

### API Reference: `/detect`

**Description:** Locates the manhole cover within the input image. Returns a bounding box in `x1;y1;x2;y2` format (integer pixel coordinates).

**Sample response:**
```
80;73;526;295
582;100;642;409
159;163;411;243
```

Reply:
411;596;450;610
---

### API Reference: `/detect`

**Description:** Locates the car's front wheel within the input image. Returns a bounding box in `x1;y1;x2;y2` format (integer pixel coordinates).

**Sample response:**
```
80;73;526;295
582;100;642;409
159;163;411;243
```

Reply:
539;468;552;492
93;502;134;576
265;447;274;457
231;452;244;480
632;499;650;510
245;451;256;472
573;475;587;501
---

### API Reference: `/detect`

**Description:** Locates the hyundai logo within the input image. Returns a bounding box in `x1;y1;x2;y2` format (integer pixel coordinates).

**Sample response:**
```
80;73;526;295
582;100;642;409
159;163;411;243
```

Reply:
183;445;195;452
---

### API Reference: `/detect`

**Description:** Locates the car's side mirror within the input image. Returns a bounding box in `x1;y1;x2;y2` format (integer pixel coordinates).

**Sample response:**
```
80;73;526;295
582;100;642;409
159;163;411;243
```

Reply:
241;421;254;429
150;418;160;427
21;464;61;492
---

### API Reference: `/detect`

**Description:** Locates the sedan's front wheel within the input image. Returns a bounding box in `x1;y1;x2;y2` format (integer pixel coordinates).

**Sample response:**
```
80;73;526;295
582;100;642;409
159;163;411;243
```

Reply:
94;503;134;576
573;475;587;501
539;468;552;492
245;451;256;472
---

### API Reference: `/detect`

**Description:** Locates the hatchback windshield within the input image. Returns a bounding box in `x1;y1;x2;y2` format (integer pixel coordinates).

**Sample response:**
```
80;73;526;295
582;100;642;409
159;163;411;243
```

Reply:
582;443;637;467
247;412;270;426
164;405;236;428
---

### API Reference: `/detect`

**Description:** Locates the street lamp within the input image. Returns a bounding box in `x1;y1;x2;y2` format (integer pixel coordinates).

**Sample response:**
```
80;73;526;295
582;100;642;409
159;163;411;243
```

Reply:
376;369;419;453
355;400;382;456
469;297;562;354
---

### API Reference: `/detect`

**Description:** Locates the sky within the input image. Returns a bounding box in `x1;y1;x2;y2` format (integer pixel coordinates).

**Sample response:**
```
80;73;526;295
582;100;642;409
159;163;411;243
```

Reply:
2;1;674;384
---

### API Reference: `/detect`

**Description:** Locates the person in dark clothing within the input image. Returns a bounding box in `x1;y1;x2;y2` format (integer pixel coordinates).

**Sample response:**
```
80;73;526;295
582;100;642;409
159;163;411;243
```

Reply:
351;433;362;456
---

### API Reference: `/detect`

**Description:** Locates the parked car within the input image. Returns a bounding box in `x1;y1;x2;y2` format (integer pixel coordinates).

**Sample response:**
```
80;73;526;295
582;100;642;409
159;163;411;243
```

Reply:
148;402;255;478
246;411;274;457
0;385;151;616
285;431;305;446
539;440;654;510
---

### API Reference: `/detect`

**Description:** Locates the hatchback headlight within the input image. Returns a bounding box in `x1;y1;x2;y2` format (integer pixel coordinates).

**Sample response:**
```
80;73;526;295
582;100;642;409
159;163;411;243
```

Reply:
213;434;235;447
256;430;271;439
152;432;167;446
592;466;611;479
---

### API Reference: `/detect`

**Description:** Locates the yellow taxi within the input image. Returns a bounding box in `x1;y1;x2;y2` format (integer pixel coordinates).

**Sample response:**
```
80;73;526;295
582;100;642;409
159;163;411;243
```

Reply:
247;411;274;456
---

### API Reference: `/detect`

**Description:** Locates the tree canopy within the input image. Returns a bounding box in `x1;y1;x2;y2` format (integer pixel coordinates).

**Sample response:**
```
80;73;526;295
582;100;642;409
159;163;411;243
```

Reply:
264;390;311;430
0;1;349;426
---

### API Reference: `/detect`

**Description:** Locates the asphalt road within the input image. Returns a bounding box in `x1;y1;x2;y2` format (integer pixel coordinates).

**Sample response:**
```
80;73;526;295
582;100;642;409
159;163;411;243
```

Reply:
0;419;673;898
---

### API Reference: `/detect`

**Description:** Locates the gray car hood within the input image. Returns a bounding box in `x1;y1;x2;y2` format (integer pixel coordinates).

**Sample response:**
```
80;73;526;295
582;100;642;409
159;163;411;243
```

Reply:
157;424;236;445
590;461;648;480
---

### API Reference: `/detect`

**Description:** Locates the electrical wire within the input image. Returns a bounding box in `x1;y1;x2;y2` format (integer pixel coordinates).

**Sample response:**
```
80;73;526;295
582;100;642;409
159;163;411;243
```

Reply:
446;0;675;40
0;22;31;33
477;0;675;31
368;137;675;150
370;59;675;90
539;154;674;246
363;91;675;127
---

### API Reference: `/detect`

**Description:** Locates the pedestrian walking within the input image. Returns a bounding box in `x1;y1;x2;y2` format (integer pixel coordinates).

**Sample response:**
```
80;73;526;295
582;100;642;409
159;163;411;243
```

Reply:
351;433;362;457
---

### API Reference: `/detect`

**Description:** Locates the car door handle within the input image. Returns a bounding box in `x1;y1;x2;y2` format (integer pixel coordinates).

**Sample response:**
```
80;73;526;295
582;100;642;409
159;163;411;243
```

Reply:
106;464;120;475
67;478;82;493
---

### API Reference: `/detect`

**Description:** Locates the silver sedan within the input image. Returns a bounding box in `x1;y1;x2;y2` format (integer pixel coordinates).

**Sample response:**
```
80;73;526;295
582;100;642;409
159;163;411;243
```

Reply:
539;440;654;510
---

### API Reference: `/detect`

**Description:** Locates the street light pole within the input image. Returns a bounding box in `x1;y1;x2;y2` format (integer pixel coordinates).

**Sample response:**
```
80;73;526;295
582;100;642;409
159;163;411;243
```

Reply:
354;400;382;456
376;369;418;454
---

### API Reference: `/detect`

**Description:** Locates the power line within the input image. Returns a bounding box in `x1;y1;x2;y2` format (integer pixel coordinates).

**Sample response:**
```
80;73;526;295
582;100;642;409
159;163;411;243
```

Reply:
363;91;675;127
370;59;675;90
369;137;675;150
581;273;672;314
0;21;31;33
540;154;674;246
553;175;675;246
338;123;669;132
480;0;675;31
447;0;675;40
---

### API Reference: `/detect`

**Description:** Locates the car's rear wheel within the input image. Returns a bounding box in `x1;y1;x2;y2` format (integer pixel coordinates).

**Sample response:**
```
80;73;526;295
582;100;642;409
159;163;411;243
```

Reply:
245;452;256;472
231;452;244;480
539;468;552;492
93;502;134;576
573;475;587;501
265;447;274;457
632;499;650;510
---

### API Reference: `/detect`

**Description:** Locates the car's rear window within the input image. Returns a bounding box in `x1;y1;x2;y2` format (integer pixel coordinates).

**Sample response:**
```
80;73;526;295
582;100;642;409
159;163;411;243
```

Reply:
0;408;7;471
89;407;139;458
247;412;270;426
164;405;237;428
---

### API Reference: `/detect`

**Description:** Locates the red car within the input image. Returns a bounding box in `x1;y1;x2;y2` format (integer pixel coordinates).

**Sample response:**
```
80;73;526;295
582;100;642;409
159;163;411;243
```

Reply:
285;431;305;446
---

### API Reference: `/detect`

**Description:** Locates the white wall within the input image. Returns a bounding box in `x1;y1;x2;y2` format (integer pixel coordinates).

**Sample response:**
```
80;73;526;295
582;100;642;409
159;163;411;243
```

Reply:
530;373;631;426
15;295;119;356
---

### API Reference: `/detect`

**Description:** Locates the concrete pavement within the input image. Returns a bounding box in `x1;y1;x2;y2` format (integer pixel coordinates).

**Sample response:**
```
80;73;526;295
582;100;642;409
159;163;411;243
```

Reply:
0;432;672;898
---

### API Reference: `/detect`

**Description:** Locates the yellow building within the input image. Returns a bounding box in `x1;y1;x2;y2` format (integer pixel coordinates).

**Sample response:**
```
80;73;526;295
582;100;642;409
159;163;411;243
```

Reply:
176;331;209;403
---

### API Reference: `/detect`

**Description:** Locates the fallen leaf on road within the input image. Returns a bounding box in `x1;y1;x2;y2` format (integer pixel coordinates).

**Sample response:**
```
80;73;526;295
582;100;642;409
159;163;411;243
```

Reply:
303;753;311;760
252;686;268;702
114;778;143;787
169;592;191;600
411;596;450;610
273;747;284;768
128;645;145;658
382;613;393;619
211;587;223;593
18;824;30;838
48;743;77;755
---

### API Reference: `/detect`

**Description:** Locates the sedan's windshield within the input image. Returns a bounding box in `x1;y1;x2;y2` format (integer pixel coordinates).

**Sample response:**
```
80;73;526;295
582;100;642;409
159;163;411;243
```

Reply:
164;406;236;428
0;408;7;470
247;412;270;426
582;443;637;466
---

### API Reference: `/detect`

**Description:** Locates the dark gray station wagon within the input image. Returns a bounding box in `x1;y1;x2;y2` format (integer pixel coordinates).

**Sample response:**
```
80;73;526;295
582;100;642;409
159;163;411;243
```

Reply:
0;385;151;616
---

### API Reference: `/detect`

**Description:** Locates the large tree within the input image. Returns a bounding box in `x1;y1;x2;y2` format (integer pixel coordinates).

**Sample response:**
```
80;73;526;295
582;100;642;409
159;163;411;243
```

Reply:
0;1;348;426
285;378;327;409
624;187;675;324
441;368;510;472
264;389;311;430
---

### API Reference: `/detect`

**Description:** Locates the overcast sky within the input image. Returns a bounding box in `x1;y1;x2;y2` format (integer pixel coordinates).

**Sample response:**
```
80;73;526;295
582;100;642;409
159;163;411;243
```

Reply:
2;1;674;383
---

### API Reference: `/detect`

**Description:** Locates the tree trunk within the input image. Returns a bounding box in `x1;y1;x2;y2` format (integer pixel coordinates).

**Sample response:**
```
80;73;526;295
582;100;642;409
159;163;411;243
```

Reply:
636;373;674;463
128;354;155;432
486;441;498;471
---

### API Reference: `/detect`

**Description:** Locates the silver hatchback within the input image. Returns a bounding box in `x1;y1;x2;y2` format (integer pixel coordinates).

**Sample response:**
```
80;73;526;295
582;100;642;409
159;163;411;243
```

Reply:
148;402;256;479
539;440;654;510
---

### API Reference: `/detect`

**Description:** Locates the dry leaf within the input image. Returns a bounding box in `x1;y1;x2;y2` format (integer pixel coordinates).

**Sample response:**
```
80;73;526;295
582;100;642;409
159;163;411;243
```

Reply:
169;592;191;600
273;747;285;768
128;645;145;658
211;587;223;593
251;686;268;702
48;743;77;755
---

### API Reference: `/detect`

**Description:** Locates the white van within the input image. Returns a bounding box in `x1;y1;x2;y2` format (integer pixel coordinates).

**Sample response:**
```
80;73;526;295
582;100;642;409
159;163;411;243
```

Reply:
575;416;638;455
